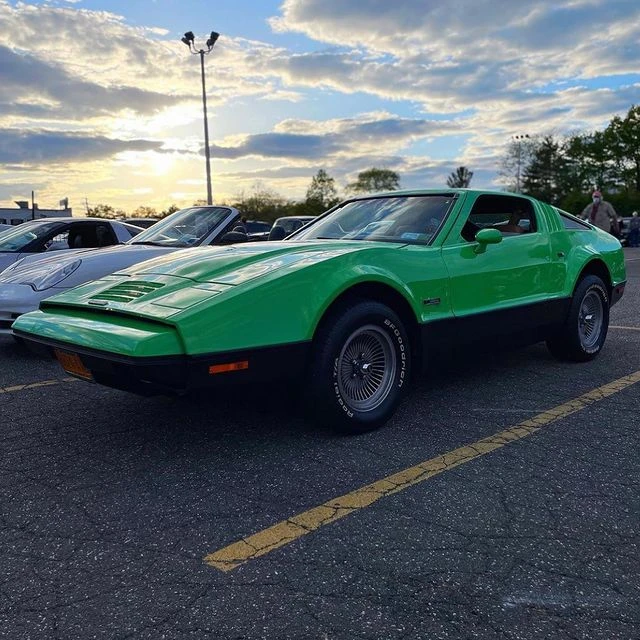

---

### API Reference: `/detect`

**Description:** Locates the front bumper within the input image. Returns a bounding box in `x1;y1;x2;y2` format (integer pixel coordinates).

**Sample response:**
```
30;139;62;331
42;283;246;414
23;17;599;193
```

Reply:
14;328;311;396
0;283;61;333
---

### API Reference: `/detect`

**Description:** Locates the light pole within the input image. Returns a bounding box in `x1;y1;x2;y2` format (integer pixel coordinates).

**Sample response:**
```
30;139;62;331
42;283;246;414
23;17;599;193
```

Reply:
181;30;220;205
512;134;530;193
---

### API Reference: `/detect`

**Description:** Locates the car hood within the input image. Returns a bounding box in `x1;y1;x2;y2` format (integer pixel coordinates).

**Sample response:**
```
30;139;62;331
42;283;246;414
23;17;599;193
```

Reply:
0;244;181;280
35;239;408;322
118;240;403;286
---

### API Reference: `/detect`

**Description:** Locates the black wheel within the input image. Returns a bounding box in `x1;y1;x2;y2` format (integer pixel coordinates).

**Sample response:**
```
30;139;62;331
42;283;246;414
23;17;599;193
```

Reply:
546;275;610;362
308;299;411;434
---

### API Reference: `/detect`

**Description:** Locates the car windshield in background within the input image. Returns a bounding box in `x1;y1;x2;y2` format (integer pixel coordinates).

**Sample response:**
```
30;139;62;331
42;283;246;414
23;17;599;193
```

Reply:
128;207;231;247
0;221;64;253
294;195;455;245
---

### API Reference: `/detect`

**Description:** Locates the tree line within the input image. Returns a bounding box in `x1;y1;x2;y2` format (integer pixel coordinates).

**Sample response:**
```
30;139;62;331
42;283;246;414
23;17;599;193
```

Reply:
88;167;402;223
501;104;640;215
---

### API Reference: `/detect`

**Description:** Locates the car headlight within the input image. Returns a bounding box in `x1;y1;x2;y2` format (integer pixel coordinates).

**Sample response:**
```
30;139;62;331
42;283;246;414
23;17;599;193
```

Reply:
2;259;82;291
0;257;26;277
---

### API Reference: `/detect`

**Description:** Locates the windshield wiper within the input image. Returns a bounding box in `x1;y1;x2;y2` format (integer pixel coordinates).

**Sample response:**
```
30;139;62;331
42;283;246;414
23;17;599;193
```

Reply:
130;240;168;247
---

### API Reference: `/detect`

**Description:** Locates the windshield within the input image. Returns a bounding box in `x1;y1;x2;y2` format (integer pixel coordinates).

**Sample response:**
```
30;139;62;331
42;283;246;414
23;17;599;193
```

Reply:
128;206;232;247
294;195;455;245
0;221;65;253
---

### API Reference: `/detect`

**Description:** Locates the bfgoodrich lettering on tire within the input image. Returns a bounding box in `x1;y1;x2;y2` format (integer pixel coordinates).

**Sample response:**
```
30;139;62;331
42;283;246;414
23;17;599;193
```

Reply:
308;299;411;434
546;275;610;362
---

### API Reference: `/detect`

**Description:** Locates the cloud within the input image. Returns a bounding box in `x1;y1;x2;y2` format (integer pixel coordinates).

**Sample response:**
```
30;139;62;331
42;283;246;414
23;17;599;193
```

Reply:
268;0;640;111
211;112;461;160
0;46;181;120
0;129;168;164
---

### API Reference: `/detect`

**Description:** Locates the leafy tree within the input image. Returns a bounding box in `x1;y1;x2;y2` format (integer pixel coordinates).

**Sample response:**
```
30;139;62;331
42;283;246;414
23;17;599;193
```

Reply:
521;135;568;204
87;204;119;219
231;182;287;222
305;169;340;214
499;136;537;192
159;204;180;219
446;166;473;188
604;104;640;191
347;168;400;194
132;205;157;218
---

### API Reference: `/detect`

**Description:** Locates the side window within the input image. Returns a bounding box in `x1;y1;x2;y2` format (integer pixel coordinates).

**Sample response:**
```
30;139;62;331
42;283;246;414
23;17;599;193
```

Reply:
559;213;590;230
462;195;537;242
65;222;115;249
95;223;117;246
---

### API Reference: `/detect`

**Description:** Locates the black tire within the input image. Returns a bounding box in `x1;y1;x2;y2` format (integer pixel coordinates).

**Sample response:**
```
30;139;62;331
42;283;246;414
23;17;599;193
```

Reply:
308;299;411;434
546;275;610;362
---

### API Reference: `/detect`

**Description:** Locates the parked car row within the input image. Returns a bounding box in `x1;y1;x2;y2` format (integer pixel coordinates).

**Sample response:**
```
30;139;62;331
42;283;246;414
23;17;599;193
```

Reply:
5;190;627;433
0;207;239;333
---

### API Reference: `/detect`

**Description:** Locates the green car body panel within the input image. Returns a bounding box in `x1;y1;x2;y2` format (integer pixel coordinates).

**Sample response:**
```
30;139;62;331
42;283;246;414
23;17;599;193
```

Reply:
13;190;626;394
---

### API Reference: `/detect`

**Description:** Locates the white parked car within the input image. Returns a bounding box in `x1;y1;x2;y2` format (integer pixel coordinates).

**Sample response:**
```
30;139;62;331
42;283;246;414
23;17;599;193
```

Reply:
0;223;11;234
0;217;142;273
0;206;244;334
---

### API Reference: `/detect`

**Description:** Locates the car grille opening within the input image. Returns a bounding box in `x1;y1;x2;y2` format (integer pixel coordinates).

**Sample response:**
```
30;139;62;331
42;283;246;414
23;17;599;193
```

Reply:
89;281;165;304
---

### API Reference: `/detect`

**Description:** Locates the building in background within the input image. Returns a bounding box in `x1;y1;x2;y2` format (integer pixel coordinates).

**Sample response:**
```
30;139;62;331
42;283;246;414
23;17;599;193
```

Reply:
0;200;72;225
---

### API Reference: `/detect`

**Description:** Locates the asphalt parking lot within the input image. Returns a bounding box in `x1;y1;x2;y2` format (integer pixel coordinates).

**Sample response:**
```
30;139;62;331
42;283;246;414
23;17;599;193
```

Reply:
2;250;639;639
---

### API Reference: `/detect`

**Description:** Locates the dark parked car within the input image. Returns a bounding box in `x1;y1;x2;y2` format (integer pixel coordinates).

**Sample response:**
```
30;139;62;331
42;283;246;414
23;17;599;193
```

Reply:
244;220;272;241
268;216;317;240
126;217;159;229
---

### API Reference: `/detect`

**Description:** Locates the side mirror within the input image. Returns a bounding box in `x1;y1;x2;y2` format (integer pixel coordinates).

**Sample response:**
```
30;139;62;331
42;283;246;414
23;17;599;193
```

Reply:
474;228;502;254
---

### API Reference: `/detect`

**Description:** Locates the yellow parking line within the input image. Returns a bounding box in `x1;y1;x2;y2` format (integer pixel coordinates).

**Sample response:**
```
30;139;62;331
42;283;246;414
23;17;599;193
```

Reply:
204;370;640;573
0;377;79;395
610;325;640;332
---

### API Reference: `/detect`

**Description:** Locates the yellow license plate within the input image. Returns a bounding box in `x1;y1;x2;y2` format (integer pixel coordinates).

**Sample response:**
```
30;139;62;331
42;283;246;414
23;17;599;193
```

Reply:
54;349;93;381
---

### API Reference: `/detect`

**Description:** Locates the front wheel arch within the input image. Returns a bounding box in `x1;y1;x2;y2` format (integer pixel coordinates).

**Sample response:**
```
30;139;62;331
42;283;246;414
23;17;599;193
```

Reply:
311;281;421;369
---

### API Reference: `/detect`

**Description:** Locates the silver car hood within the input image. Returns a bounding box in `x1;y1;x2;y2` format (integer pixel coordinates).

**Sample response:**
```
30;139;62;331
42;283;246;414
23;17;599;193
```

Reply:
0;245;184;288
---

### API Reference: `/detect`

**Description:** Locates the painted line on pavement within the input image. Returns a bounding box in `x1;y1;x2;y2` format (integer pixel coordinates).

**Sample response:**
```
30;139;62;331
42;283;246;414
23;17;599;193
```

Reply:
204;370;640;573
0;377;79;395
610;325;640;332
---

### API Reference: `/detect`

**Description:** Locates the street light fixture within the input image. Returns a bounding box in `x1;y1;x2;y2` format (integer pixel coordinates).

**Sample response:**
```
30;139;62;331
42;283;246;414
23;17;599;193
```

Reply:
181;29;220;205
512;134;530;193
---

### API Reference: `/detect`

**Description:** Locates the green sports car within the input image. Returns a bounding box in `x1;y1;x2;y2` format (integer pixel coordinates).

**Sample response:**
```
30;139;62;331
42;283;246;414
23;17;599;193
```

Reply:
13;190;626;433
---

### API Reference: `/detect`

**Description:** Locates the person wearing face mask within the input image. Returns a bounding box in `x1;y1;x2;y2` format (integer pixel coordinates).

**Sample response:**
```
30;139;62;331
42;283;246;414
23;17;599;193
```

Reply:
629;211;640;248
580;190;620;236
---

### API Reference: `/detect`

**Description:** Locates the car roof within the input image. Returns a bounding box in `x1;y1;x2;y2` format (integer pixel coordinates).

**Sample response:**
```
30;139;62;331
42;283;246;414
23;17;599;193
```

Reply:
349;189;537;201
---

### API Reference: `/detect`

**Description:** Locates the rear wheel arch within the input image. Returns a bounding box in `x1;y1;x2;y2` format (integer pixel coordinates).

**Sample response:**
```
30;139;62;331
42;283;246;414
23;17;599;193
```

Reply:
574;258;612;298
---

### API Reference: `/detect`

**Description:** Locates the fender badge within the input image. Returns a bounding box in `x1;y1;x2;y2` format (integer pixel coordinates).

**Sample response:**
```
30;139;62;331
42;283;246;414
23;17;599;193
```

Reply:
423;297;441;306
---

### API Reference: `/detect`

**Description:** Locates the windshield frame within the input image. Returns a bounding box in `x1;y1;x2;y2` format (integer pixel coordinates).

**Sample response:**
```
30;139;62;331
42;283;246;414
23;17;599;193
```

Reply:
127;206;235;248
290;193;458;246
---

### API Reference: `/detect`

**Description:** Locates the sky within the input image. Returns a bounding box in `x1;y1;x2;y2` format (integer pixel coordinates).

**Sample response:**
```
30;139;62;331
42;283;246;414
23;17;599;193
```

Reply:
0;0;638;213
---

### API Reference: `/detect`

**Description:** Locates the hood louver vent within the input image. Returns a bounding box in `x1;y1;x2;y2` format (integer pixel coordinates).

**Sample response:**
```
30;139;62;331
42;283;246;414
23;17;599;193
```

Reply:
89;281;165;304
